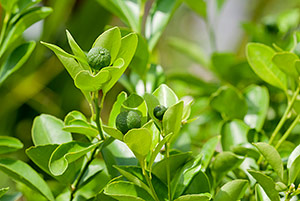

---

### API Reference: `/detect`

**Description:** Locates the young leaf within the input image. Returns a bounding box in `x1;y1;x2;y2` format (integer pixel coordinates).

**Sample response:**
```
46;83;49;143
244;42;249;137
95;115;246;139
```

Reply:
66;30;89;70
214;180;249;201
163;101;184;139
104;181;155;201
0;41;36;85
144;93;161;129
93;27;121;64
243;85;269;131
49;141;101;176
253;142;284;181
248;170;280;201
123;128;152;161
64;110;87;125
63;120;99;137
153;84;178;107
287;144;300;184
32;114;72;146
272;52;299;80
221;120;249;151
173;194;212;201
210;85;248;119
109;91;127;127
200;136;220;170
0;158;55;201
255;184;271;201
246;43;287;91
145;0;181;51
0;136;23;154
74;69;111;91
103;125;124;141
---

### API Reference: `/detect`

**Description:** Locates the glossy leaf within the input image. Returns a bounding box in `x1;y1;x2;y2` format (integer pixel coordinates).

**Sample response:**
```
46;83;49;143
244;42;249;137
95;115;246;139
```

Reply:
200;136;220;170
0;136;23;154
221;120;249;151
63;120;99;137
153;84;178;107
124;128;152;161
184;171;211;195
272;52;299;80
0;158;55;201
64;110;87;125
104;181;155;201
214;180;249;201
103;33;138;94
243;85;269;131
26;144;81;184
248;170;280;201
93;27;121;64
210;85;248;119
122;93;148;124
255;184;271;201
253;142;284;181
0;41;36;85
246;43;287;91
163;101;184;139
145;0;181;51
174;194;211;201
103;125;124;141
32;114;72;146
49;141;100;176
144;93;161;128
109;91;127;127
287;144;300;184
75;69;111;91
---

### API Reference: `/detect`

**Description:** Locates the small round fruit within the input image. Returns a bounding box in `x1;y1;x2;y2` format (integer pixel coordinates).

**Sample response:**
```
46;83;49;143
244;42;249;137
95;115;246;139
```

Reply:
116;111;141;134
87;47;111;70
153;105;167;120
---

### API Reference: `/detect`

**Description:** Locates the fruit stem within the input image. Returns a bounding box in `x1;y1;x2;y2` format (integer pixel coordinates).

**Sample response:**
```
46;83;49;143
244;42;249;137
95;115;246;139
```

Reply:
258;85;300;164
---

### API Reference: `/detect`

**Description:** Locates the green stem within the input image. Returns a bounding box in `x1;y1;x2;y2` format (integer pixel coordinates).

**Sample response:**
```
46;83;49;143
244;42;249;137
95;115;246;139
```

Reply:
165;142;172;201
94;91;106;140
275;115;300;149
144;169;160;201
0;12;10;56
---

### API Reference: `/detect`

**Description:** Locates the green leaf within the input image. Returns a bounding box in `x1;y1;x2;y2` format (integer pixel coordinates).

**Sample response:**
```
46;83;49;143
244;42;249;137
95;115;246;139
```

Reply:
184;171;211;195
221;120;249;151
183;0;206;18
287;144;300;184
272;52;299;80
64;110;87;125
130;34;149;77
0;0;17;12
109;91;127;127
93;27;121;64
75;69;111;91
153;84;178;107
171;154;204;199
200;136;220;170
0;136;23;154
78;159;104;188
144;93;161;129
0;7;52;56
163;101;184;140
255;184;271;201
103;125;124;141
103;33;138;94
66;30;89;70
152;152;191;183
114;166;168;200
0;187;9;198
32;114;72;146
243;85;269;131
214;180;249;201
0;192;22;201
246;43;287;91
211;152;244;179
26;144;82;184
253;142;284;181
145;0;181;51
124;128;152;161
216;0;226;11
63;120;99;137
104;181;155;201
49;141;101;176
210;85;248;119
174;194;211;201
248;170;280;201
0;158;54;201
0;41;36;85
149;133;173;172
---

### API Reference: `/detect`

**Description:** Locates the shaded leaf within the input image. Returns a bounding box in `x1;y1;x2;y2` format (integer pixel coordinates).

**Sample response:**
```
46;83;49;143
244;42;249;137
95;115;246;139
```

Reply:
214;180;248;201
0;136;23;154
109;91;127;127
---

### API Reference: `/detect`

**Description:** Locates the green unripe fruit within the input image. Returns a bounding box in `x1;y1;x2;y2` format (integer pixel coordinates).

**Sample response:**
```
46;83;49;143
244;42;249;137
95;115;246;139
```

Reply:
116;111;141;134
87;47;111;70
153;105;167;120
